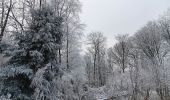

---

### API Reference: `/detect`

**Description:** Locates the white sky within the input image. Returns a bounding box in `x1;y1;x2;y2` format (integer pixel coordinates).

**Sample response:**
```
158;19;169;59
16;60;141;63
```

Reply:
80;0;170;48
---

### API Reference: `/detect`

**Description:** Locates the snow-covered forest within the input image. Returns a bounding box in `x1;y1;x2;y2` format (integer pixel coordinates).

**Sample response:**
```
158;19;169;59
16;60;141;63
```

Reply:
0;0;170;100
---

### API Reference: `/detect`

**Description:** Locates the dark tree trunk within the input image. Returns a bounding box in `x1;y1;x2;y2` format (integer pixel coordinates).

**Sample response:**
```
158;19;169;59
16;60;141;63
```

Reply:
0;0;12;42
66;25;69;69
59;47;62;64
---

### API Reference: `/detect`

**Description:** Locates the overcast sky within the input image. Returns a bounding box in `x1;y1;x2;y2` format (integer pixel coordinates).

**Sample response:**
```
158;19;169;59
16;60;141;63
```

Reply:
80;0;170;48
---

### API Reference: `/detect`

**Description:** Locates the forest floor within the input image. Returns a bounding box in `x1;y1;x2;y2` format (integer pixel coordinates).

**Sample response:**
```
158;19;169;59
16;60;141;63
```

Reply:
92;88;161;100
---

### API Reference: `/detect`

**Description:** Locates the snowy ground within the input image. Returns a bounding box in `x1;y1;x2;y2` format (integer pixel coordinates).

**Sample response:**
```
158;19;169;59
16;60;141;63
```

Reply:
88;87;107;100
87;87;161;100
149;91;160;100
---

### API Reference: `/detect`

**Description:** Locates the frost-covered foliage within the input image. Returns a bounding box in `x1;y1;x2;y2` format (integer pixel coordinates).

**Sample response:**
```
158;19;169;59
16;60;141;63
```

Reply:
13;7;63;68
0;65;33;78
31;63;63;100
0;7;63;99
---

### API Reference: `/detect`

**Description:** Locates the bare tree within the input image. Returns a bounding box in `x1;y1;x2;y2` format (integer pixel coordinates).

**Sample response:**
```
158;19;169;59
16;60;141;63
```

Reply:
135;21;167;100
51;0;83;68
159;9;170;45
110;34;130;73
86;32;107;87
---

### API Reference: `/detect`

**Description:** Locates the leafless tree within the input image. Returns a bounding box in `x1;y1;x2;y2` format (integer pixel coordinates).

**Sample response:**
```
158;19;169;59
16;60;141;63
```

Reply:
51;0;83;68
135;21;167;100
86;32;107;87
159;9;170;46
109;34;130;73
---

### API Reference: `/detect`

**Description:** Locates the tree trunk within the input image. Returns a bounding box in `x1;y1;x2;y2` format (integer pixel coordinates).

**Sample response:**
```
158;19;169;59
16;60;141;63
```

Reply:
93;51;97;86
0;0;4;33
40;0;42;9
0;0;12;42
66;25;69;69
59;47;62;64
144;89;150;100
122;43;125;73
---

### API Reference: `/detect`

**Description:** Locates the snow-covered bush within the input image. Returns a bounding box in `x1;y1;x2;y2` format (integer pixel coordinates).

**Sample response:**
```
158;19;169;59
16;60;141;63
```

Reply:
31;63;63;100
